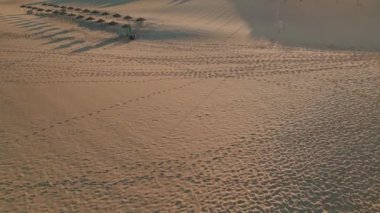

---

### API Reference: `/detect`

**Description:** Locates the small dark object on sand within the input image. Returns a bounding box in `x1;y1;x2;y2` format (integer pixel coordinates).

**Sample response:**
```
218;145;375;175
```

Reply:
113;13;121;18
108;21;119;26
101;12;109;16
124;15;133;20
97;19;105;23
75;8;82;11
86;16;95;21
76;15;84;19
92;10;100;14
136;17;146;22
83;9;90;13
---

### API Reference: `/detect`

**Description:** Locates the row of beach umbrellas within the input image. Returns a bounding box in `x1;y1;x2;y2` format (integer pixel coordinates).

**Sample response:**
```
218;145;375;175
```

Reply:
21;4;146;22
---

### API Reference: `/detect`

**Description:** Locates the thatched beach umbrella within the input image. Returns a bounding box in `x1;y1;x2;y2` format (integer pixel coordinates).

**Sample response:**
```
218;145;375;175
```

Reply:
60;6;66;9
101;12;109;16
136;17;146;22
123;15;133;20
53;10;59;14
108;21;119;26
96;19;105;23
75;8;82;12
86;16;95;21
20;5;26;8
76;15;84;19
45;9;52;13
53;5;59;8
82;9;90;13
68;13;76;17
91;10;100;14
113;13;121;18
26;6;32;9
68;7;74;10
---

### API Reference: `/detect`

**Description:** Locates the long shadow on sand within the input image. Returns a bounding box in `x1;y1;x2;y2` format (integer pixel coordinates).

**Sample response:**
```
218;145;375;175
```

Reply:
37;0;139;8
71;35;128;53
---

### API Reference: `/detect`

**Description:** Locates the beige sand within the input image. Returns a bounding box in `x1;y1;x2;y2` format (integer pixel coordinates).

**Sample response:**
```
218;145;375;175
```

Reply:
1;0;379;212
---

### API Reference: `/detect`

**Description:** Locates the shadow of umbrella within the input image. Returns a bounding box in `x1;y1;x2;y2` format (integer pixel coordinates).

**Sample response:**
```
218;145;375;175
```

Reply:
71;36;126;54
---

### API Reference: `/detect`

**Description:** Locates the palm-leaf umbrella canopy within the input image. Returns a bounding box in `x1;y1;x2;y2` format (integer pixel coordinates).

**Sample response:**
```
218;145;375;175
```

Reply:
75;8;82;11
113;13;121;18
53;10;59;14
123;15;133;20
68;13;76;17
53;5;59;8
108;21;119;26
82;9;90;13
76;15;84;19
101;12;109;16
91;10;100;14
86;16;95;21
45;9;52;12
68;7;74;10
136;17;146;22
60;6;66;9
37;8;44;12
96;19;105;23
20;5;26;8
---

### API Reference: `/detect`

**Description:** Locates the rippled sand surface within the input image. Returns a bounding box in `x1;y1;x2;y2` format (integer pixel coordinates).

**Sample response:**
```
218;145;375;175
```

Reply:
1;0;379;212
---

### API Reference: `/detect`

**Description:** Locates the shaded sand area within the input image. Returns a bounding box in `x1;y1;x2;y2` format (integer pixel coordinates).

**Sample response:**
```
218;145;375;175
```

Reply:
1;0;380;212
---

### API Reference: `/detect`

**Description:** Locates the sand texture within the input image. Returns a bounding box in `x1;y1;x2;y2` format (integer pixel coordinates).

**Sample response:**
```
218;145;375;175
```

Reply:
1;0;379;212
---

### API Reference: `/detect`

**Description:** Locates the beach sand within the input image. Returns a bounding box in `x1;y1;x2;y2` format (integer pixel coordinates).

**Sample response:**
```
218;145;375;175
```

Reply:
1;0;379;212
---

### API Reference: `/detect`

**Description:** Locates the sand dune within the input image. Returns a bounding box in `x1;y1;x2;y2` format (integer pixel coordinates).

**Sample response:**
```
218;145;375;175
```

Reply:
0;0;379;212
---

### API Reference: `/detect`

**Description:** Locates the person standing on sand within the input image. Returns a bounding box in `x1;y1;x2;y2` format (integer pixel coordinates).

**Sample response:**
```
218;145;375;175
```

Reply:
126;24;136;40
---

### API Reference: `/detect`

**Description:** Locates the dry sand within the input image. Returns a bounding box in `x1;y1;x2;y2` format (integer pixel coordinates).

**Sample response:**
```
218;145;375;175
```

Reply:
1;0;379;212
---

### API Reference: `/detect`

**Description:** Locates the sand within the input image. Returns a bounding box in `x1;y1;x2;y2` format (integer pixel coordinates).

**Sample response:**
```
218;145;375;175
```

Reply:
1;0;379;212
